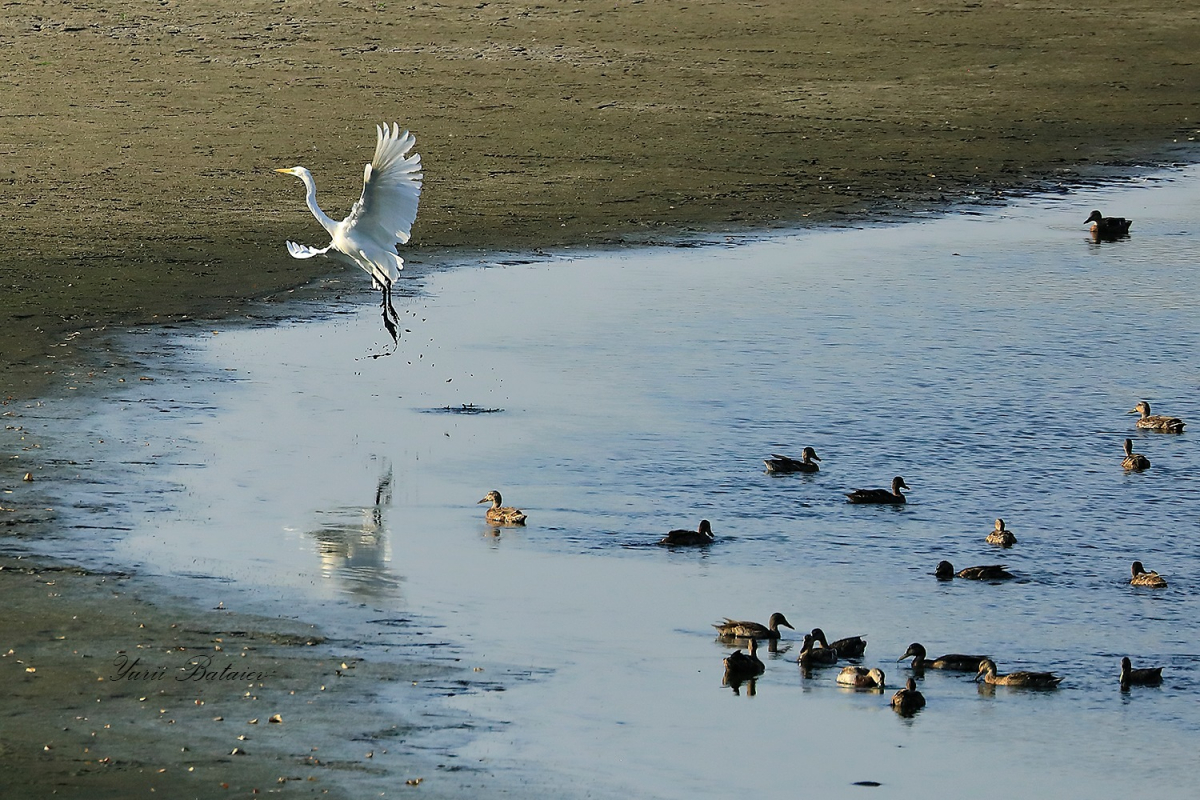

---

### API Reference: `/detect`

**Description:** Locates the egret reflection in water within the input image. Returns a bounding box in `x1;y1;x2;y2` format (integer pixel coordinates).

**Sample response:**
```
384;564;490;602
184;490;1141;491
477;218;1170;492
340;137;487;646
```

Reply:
307;459;400;597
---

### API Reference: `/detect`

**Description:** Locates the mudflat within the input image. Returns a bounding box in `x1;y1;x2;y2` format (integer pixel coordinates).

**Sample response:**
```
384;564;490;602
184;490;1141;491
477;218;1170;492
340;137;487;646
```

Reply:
2;0;1198;395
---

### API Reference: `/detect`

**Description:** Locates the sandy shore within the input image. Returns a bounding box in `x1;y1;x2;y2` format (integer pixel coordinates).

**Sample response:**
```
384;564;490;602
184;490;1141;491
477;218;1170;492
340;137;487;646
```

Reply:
1;1;1198;795
3;0;1199;395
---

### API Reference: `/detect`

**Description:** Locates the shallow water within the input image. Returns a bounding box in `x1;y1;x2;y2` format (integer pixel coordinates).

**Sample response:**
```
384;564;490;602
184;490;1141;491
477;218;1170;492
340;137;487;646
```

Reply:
17;166;1200;796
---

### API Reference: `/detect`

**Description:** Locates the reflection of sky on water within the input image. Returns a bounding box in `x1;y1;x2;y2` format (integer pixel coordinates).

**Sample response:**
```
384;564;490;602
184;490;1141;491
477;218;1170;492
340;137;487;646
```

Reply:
303;460;400;598
13;163;1200;799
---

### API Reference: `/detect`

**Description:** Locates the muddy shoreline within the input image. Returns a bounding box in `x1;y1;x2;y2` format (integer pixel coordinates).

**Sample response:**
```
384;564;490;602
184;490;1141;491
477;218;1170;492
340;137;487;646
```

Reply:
2;0;1199;796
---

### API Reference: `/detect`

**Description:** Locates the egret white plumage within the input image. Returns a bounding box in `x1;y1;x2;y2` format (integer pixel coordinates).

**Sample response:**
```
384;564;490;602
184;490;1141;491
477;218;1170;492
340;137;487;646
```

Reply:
276;123;423;344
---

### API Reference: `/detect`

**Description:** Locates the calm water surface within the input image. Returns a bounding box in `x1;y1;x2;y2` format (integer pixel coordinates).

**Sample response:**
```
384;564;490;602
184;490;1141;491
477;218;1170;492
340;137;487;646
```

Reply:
20;167;1200;797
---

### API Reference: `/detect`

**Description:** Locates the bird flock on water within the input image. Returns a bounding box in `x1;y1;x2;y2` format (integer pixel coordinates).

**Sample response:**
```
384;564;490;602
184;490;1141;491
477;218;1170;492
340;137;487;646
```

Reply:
478;394;1183;712
275;129;1170;712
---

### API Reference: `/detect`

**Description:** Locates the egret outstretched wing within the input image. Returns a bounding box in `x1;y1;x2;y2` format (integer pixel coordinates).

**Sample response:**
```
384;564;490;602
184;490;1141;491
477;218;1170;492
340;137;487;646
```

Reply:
345;123;423;248
285;240;332;259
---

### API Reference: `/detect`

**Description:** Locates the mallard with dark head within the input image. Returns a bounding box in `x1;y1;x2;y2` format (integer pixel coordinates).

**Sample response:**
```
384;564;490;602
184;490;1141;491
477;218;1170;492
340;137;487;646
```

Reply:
897;643;987;672
846;476;909;504
935;561;1014;581
1129;401;1184;433
1130;560;1167;588
659;519;715;546
477;490;527;526
797;633;839;668
985;518;1017;547
836;665;886;689
715;612;794;640
1085;209;1132;239
723;637;765;683
1119;657;1163;689
811;628;866;659
764;447;821;474
1122;438;1150;471
891;677;926;715
975;658;1062;688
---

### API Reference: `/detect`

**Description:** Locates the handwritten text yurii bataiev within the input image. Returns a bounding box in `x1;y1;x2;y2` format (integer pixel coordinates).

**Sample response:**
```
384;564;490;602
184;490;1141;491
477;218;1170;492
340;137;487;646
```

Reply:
109;653;268;682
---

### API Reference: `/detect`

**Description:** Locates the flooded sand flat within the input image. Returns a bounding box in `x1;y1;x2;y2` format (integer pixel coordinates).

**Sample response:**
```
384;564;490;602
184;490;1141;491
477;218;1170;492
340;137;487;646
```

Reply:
14;166;1200;797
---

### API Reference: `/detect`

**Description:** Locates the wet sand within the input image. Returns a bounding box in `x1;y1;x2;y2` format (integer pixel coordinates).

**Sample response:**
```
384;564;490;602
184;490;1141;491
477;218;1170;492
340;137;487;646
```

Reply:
2;1;1199;795
0;555;461;799
3;0;1199;395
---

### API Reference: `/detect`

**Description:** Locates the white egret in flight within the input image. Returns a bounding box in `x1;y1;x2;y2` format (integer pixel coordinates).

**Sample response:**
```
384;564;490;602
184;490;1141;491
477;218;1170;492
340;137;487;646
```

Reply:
276;123;423;344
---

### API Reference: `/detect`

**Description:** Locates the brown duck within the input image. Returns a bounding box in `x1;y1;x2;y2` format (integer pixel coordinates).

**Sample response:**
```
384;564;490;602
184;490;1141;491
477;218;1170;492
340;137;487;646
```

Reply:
897;643;987;672
985;518;1017;547
764;447;821;474
1129;401;1185;433
723;638;765;682
797;633;839;668
975;658;1062;688
1119;657;1163;689
936;561;1014;581
714;612;794;640
1129;561;1167;588
891;677;926;714
811;627;866;659
659;519;715;546
846;476;909;504
1122;438;1150;471
477;490;527;525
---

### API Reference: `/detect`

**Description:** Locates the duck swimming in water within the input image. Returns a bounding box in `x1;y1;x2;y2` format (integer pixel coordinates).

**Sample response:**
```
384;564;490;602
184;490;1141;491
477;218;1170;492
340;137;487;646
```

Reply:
1129;560;1167;588
797;633;839;668
477;490;527;526
935;561;1015;581
985;518;1017;547
975;658;1062;688
897;643;987;673
1122;438;1150;471
846;476;909;504
836;665;886;689
723;638;765;682
764;447;821;474
1085;209;1132;239
714;612;794;640
1129;401;1185;433
811;628;866;659
891;677;926;714
659;519;715;546
1119;657;1163;689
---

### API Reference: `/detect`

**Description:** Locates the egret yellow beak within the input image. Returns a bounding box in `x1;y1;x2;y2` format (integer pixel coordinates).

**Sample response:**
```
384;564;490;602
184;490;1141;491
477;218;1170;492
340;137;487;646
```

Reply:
274;168;294;175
